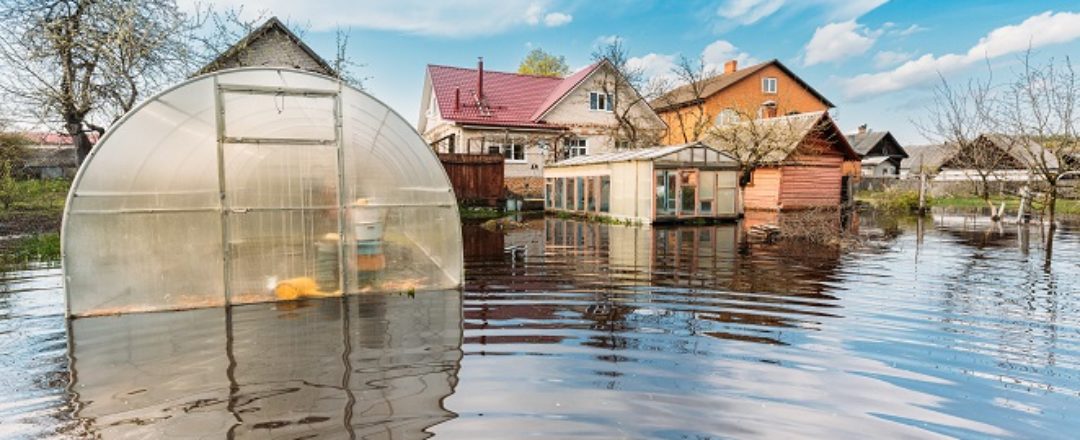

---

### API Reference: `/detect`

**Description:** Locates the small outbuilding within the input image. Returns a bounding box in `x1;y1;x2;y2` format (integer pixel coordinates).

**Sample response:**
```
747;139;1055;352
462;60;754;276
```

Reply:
62;68;463;317
844;125;908;177
713;111;861;211
543;142;740;224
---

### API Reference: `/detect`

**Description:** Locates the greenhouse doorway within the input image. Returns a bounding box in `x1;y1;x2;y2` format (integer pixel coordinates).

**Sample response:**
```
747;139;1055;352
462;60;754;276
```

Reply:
217;85;346;301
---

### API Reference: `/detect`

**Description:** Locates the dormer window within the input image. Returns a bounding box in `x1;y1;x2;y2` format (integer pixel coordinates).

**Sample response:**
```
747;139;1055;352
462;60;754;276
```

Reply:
762;77;777;94
589;92;613;112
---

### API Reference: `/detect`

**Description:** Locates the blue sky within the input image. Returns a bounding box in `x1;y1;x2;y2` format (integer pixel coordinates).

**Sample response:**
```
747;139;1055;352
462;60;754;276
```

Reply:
197;0;1080;145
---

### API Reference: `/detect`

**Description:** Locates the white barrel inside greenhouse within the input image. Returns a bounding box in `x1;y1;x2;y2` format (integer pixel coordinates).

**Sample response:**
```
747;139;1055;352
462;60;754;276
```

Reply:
62;68;463;317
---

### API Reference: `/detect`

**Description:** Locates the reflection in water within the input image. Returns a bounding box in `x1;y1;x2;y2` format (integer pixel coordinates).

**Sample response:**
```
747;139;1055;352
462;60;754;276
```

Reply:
68;292;462;438
3;213;1080;438
439;216;1080;439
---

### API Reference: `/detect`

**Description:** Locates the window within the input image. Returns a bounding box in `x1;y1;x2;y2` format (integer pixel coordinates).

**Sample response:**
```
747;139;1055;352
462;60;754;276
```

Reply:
589;91;614;111
715;108;739;126
564;138;587;158
486;138;525;161
600;176;610;212
554;178;565;209
575;177;585;211
757;101;778;119
545;178;554;208
586;177;596;212
762;77;777;94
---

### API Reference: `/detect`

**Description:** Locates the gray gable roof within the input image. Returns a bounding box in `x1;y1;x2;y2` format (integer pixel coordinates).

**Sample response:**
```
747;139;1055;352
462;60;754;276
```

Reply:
900;144;953;173
195;17;337;77
844;130;908;159
845;131;886;156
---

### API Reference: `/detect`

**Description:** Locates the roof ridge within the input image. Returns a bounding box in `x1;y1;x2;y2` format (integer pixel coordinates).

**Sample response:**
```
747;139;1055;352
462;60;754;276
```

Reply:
428;63;566;80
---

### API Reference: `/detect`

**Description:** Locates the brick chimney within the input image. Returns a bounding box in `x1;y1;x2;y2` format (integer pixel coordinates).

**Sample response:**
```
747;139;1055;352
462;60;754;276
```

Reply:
724;59;738;74
477;57;484;98
454;87;461;109
857;124;868;134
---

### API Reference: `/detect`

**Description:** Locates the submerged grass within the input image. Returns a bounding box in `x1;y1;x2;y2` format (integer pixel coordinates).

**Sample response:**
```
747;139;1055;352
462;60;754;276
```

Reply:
1;232;61;265
858;189;1080;216
459;206;505;220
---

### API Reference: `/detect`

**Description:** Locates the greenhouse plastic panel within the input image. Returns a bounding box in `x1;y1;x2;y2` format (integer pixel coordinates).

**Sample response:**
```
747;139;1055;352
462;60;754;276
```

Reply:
63;68;463;317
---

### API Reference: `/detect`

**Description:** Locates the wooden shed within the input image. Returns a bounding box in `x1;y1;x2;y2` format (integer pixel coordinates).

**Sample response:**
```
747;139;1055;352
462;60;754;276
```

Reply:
543;142;740;224
715;112;860;211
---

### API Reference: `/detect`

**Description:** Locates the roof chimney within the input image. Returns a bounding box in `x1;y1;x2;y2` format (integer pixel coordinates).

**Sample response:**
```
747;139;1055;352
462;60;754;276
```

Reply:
724;59;738;74
454;87;461;109
477;57;484;98
857;124;868;134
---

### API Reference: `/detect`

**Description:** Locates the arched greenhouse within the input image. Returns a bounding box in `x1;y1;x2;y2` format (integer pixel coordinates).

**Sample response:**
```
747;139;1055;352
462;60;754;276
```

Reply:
62;68;463;317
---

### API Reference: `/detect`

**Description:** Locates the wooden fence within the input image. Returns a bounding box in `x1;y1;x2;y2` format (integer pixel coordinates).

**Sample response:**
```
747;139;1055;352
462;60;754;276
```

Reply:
438;153;504;206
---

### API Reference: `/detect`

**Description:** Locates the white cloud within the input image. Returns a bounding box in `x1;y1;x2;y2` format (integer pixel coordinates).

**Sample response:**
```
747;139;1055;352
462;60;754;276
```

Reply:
804;20;881;66
715;0;885;28
873;50;913;68
895;24;926;36
627;40;757;84
716;0;785;26
702;40;759;71
183;0;571;37
525;4;543;25
843;11;1080;100
592;35;623;49
822;0;888;22
627;53;678;83
543;12;573;27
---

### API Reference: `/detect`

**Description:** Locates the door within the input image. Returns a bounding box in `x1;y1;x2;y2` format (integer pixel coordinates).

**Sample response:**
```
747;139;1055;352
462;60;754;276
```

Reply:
217;85;344;303
678;169;698;216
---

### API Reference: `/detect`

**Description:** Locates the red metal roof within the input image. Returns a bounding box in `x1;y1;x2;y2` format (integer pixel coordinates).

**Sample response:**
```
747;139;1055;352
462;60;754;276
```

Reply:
427;62;602;129
20;131;99;145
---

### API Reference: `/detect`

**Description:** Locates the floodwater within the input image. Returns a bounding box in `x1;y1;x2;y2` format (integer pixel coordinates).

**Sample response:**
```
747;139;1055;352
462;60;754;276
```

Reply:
2;211;1080;439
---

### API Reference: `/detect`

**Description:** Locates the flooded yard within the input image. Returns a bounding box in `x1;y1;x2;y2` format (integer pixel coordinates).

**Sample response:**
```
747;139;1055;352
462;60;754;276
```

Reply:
2;211;1080;438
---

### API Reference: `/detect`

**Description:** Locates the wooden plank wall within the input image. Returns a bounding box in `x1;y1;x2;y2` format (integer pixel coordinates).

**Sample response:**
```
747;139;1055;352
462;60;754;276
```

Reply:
743;167;782;211
778;128;845;209
438;153;505;206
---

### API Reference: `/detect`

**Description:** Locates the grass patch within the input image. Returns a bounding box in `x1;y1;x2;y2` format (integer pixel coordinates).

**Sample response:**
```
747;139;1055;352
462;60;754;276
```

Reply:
1;232;61;265
5;179;70;211
859;189;1080;216
458;206;504;220
857;189;929;213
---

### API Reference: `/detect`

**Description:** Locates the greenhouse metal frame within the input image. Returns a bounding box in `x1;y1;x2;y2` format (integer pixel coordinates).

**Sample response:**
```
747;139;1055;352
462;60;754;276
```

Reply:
62;68;463;317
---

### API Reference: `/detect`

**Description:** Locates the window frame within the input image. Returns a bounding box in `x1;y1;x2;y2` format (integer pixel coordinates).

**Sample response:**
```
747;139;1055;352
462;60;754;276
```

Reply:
486;137;526;163
564;138;588;159
589;91;614;112
762;77;778;94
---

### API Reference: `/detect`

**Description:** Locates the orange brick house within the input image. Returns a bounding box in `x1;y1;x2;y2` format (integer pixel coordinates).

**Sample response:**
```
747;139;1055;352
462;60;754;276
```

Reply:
652;59;834;146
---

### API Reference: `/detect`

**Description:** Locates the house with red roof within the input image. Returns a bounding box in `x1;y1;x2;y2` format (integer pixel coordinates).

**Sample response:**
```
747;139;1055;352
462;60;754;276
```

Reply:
418;58;665;198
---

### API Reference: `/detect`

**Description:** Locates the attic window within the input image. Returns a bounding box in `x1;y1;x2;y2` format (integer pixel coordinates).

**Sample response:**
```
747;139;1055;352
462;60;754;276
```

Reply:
590;92;613;112
762;77;777;94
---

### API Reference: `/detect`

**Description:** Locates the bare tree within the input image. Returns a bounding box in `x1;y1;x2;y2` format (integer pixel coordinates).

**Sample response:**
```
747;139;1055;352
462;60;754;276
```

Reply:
704;98;826;189
915;70;1017;215
1000;52;1079;226
590;38;665;150
0;0;195;164
652;55;717;144
190;7;365;88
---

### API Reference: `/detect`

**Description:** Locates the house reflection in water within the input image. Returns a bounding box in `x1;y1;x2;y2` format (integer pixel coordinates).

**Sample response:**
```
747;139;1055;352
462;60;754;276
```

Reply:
68;292;462;438
464;217;845;348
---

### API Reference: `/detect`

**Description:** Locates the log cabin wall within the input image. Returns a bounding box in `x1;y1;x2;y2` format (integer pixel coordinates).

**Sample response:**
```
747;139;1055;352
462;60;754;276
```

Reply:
742;167;782;211
778;129;846;209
